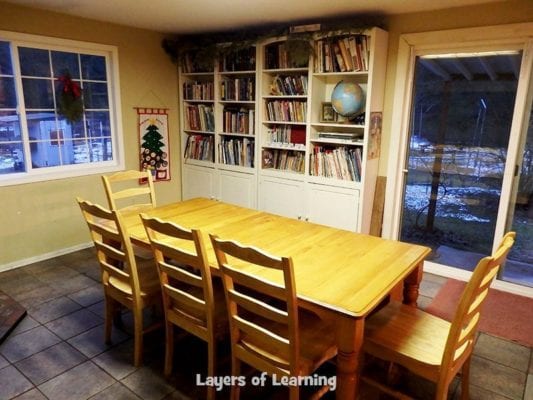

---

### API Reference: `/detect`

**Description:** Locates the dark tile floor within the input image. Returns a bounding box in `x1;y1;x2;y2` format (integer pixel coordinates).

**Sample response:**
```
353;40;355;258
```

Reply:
0;248;531;400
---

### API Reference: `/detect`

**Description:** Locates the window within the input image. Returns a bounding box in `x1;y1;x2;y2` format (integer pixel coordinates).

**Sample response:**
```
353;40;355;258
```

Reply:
0;31;123;185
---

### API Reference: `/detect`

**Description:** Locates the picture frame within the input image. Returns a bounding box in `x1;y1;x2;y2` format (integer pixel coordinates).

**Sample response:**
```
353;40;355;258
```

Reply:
321;102;337;122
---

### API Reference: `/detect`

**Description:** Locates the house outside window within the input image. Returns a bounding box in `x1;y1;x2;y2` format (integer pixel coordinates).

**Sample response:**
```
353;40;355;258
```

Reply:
0;31;124;186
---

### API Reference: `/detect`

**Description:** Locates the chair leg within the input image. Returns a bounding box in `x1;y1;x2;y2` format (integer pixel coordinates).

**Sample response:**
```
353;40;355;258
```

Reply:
289;384;299;400
206;341;216;400
460;357;471;400
133;307;144;367
435;382;450;400
104;297;115;345
230;357;241;400
164;323;174;377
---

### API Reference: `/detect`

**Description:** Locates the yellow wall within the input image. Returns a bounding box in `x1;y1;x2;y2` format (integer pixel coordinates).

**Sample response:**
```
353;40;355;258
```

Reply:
0;0;532;268
0;2;181;268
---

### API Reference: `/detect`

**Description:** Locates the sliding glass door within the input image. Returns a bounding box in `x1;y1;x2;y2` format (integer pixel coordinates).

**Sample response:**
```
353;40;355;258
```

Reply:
398;49;533;288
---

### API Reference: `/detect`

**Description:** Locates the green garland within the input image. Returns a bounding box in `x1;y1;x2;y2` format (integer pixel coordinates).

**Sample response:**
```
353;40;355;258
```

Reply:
162;16;384;69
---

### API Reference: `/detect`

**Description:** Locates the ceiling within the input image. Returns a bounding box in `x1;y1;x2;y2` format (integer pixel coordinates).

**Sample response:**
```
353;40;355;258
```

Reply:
3;0;503;34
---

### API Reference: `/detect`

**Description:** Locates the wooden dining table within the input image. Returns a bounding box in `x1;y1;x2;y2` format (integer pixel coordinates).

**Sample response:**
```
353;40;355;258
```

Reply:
120;197;431;399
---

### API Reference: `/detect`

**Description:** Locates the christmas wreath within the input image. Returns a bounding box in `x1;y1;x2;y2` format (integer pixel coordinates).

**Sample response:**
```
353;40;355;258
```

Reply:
57;71;83;123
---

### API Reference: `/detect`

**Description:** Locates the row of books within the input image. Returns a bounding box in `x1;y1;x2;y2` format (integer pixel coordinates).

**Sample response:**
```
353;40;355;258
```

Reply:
264;42;307;70
309;145;362;181
220;77;255;101
185;104;215;132
184;134;214;162
314;35;370;73
265;100;307;122
266;125;305;146
219;47;256;72
270;74;308;96
262;149;305;173
219;138;255;167
183;81;214;101
222;107;255;134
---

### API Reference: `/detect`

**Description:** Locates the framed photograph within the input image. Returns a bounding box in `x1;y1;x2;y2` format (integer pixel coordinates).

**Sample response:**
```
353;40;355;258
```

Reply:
321;102;337;122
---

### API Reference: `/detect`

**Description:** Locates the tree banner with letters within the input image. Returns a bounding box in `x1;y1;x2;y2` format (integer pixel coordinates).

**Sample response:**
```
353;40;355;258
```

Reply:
136;107;170;181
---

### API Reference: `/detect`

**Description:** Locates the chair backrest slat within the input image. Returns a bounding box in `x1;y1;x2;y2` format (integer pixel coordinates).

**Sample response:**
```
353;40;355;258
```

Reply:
228;289;289;325
141;215;215;340
102;170;156;212
441;232;515;385
210;234;299;377
77;197;142;301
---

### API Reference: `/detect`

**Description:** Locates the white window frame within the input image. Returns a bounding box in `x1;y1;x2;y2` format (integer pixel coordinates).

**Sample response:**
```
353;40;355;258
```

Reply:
381;23;533;297
0;30;125;186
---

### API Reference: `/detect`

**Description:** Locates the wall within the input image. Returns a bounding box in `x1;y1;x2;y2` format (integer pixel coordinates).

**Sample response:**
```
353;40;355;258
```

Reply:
0;2;181;268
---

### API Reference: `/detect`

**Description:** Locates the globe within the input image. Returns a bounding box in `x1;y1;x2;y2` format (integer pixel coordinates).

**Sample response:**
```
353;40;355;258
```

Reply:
331;81;365;118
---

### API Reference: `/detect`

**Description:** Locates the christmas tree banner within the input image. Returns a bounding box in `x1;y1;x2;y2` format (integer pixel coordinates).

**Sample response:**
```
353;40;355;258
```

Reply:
137;107;170;181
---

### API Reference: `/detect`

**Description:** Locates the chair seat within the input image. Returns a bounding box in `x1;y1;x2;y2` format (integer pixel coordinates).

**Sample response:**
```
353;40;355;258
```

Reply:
364;301;450;380
298;311;338;375
109;258;161;298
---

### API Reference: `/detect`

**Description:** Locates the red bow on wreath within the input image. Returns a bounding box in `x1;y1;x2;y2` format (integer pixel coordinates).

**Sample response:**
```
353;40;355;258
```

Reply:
57;74;82;98
56;71;83;123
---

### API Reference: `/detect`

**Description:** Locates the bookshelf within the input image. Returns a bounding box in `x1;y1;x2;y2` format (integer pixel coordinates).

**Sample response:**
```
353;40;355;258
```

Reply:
179;27;388;232
306;28;388;232
217;46;256;170
179;46;258;207
259;38;309;178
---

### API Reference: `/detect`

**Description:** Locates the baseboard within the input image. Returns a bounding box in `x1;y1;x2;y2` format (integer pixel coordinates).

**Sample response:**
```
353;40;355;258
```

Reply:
0;242;93;273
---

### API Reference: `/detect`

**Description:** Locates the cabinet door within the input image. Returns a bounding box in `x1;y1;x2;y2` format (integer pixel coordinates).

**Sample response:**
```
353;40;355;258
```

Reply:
182;165;216;200
219;170;257;208
258;176;305;219
306;184;359;231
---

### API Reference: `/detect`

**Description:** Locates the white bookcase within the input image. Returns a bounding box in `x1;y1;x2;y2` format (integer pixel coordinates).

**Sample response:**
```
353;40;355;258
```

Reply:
179;27;388;232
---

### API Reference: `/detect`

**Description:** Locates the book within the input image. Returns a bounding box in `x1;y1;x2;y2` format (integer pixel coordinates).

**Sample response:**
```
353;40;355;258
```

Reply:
318;132;363;142
338;38;353;71
332;42;346;72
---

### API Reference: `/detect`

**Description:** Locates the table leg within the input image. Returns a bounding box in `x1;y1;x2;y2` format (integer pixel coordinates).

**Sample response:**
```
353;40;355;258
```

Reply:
335;315;365;400
402;261;423;306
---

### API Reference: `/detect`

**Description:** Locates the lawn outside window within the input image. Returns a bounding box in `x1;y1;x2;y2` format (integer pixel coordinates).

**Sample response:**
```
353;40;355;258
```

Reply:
0;30;124;186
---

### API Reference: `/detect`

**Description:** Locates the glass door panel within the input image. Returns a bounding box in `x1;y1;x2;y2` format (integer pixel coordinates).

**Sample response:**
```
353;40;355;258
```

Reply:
400;52;522;274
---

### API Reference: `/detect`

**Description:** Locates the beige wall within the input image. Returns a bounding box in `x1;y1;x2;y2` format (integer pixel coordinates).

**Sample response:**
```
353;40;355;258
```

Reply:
0;2;181;268
0;0;532;268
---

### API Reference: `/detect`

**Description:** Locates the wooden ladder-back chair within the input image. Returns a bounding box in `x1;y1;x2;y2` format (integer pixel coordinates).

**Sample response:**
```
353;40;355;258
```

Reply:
77;198;162;367
141;215;228;400
102;170;156;213
210;234;337;400
362;231;516;400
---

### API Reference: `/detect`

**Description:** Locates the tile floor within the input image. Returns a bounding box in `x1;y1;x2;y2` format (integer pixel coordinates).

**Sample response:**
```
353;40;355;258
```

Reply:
0;248;532;400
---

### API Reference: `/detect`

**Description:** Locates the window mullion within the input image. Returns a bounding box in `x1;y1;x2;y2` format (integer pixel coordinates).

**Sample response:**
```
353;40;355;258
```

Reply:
10;43;33;174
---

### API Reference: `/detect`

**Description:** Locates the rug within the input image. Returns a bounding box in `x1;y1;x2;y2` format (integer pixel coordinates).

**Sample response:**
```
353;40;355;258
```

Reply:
0;291;26;344
425;279;533;348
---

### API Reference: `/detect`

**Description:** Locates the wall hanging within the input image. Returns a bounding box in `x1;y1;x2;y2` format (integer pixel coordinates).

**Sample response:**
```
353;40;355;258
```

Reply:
136;107;170;181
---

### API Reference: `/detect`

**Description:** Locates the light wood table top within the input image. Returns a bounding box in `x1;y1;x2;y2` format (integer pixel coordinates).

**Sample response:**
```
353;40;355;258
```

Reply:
121;197;431;398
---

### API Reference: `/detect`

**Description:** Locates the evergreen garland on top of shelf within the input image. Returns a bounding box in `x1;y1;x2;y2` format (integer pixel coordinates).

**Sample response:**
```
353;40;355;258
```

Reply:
162;16;384;70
